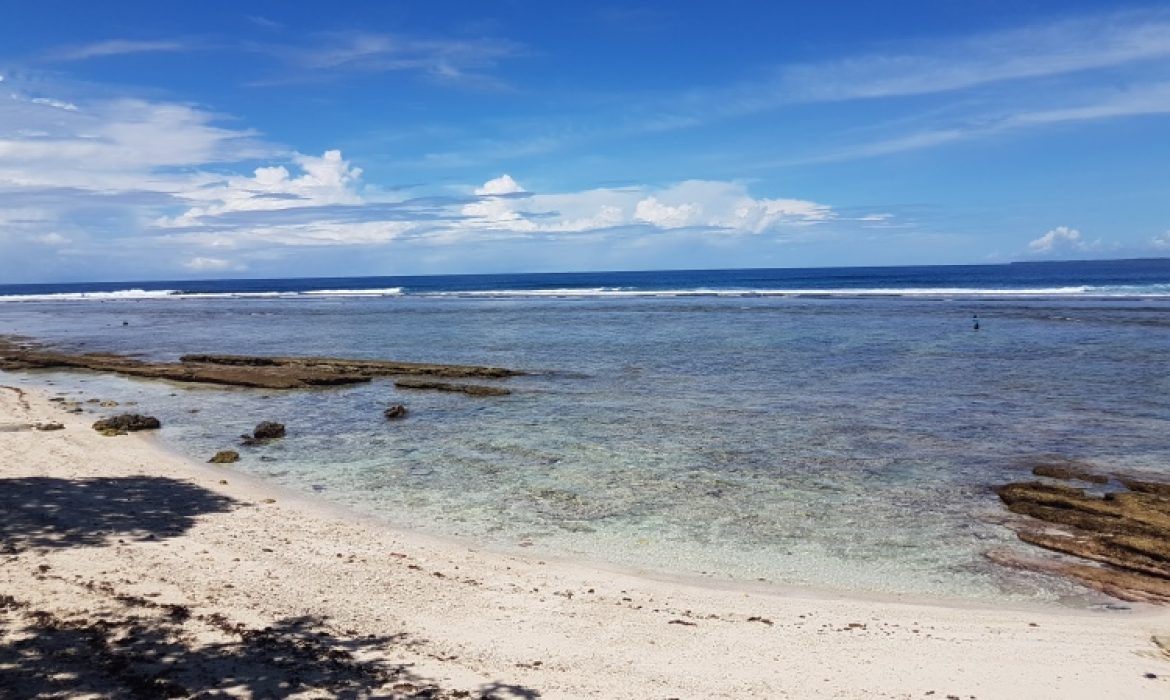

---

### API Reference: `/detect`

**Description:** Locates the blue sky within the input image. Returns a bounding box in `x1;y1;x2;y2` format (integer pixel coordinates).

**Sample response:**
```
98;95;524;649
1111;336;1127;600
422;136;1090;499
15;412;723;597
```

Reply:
1;1;1169;282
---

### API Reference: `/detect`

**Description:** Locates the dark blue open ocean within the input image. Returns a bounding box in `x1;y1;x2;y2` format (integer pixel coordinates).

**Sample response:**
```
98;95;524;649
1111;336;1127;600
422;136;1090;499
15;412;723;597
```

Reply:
2;259;1169;604
3;258;1170;300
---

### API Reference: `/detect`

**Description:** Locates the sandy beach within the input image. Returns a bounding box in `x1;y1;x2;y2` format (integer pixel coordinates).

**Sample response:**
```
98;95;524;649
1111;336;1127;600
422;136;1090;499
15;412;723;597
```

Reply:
2;383;1168;699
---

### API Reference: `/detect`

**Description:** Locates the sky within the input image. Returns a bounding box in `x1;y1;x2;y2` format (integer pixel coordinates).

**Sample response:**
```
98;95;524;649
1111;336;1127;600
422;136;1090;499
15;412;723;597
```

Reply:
1;1;1169;282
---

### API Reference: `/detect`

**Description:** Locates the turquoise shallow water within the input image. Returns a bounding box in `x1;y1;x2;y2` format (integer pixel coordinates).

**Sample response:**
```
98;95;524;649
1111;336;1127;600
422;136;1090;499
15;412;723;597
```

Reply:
3;290;1169;604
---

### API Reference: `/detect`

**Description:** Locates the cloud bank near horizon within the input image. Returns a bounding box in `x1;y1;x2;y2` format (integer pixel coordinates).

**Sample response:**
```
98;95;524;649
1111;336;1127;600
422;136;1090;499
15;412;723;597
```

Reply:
2;5;1169;281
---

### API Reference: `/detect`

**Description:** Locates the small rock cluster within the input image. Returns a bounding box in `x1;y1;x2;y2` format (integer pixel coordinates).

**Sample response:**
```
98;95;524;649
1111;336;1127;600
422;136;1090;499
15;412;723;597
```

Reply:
91;414;162;437
80;395;411;468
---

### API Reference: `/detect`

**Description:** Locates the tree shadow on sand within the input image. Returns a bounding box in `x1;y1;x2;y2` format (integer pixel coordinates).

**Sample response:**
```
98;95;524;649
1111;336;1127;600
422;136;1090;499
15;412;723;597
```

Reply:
0;475;237;552
0;474;542;698
0;599;540;699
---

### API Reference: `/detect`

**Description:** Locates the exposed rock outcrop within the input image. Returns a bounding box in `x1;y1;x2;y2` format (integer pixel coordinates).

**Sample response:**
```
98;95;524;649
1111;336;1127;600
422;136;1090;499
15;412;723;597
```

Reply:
0;337;522;391
994;460;1170;603
208;450;240;464
1029;457;1110;484
180;354;521;379
384;404;408;420
394;378;511;397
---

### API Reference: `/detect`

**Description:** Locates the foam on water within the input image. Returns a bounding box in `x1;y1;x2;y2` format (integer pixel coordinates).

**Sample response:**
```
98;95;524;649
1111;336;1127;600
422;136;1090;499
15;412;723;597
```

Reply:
6;285;1166;302
0;288;182;302
301;287;404;296
0;288;406;302
422;286;1111;298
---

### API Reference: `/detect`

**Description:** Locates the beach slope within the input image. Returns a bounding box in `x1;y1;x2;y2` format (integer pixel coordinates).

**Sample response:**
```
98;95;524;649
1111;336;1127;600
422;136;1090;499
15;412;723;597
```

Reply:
1;385;1167;698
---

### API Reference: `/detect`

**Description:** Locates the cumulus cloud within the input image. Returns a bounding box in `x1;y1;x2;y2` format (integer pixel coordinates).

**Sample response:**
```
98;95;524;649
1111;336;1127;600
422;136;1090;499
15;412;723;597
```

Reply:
457;176;834;236
161;150;364;226
474;174;525;195
634;197;700;228
0;79;846;279
149;169;845;261
1027;225;1106;256
1029;226;1083;252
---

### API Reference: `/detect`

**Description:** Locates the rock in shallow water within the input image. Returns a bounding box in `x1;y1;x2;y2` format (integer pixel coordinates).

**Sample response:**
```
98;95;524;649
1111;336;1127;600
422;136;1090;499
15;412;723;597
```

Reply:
384;404;407;420
995;465;1170;603
252;421;286;439
91;414;161;435
208;450;240;464
0;337;522;389
394;378;510;396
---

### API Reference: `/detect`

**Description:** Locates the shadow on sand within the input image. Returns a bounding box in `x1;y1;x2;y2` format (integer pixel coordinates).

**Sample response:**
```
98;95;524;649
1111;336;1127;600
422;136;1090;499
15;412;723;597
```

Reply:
0;475;237;552
0;602;540;699
0;476;541;698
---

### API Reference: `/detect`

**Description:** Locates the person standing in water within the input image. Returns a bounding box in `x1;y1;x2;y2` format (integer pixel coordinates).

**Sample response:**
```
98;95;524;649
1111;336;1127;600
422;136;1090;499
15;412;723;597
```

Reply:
973;313;980;331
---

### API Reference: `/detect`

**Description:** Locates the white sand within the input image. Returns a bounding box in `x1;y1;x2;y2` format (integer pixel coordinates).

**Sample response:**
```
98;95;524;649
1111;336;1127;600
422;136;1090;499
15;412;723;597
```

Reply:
2;383;1168;698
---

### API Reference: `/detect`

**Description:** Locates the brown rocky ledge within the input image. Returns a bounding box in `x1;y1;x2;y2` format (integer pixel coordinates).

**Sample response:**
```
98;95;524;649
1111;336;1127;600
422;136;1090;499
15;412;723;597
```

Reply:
393;378;512;396
0;338;521;391
994;459;1170;603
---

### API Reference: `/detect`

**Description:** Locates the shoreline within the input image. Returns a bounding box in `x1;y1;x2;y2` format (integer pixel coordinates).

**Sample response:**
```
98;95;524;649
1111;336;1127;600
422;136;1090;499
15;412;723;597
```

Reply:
2;366;1152;616
162;437;1154;619
3;382;1169;697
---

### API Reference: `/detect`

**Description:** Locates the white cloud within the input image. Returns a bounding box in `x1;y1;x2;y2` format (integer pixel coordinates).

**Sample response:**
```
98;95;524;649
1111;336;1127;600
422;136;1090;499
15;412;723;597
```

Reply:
778;11;1170;103
475;174;525;195
34;232;69;246
459;173;534;228
0;93;272;194
182;256;244;272
262;31;524;88
155;170;841;256
633;197;700;228
506;9;1170;168
45;40;188;62
161;150;364;226
1027;226;1102;255
1152;231;1170;250
460;196;537;231
163;218;419;250
456;176;834;237
28;97;78;111
0;68;849;277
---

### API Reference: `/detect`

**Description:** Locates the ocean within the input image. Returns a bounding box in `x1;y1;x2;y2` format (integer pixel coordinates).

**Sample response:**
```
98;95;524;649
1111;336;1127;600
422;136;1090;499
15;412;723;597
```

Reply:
2;259;1169;605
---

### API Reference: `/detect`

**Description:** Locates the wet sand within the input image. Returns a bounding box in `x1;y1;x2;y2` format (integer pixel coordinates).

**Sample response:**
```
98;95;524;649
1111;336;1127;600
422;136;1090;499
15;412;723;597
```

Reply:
1;383;1168;698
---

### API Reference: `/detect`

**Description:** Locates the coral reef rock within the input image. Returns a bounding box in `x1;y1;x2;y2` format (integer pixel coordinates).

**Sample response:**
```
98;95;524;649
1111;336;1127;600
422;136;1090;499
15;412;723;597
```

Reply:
994;459;1170;603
